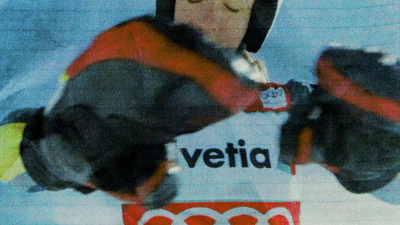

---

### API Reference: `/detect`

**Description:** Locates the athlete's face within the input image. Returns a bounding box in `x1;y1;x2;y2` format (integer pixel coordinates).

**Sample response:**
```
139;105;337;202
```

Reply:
175;0;255;49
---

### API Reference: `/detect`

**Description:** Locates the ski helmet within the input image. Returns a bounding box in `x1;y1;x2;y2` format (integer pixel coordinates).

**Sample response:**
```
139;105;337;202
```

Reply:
156;0;282;52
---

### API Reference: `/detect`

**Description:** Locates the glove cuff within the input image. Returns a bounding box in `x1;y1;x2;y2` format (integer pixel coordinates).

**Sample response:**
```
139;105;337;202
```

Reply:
317;57;400;122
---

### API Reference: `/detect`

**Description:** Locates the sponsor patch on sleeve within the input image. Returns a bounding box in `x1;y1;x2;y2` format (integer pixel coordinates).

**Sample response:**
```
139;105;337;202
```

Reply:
245;83;291;113
260;86;289;110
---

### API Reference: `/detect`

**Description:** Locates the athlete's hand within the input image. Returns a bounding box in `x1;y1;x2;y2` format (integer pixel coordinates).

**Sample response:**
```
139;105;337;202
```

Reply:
280;46;400;193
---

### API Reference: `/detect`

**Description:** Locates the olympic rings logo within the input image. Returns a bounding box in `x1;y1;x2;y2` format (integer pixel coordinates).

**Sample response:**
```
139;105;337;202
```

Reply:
137;206;295;225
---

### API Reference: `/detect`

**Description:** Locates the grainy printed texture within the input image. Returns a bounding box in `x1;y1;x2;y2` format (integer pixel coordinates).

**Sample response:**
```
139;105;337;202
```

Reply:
1;0;399;224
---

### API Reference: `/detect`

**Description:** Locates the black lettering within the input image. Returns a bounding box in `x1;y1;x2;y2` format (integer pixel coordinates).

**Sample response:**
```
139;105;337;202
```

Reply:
203;148;224;168
238;139;248;167
240;148;248;167
180;148;202;168
250;148;271;168
225;143;238;167
180;140;271;169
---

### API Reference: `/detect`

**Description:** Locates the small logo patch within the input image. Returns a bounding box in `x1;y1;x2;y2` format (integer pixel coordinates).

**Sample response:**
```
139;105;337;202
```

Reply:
260;87;288;110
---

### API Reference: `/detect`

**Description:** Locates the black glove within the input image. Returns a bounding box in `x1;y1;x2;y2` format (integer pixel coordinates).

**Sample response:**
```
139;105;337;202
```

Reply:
17;15;267;208
280;46;400;193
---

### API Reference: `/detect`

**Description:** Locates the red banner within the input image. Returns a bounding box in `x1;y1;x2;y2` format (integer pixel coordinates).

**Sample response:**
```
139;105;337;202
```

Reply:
123;202;300;225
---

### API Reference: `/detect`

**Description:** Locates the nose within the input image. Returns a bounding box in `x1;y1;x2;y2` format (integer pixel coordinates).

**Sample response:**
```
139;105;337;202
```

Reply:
200;1;218;30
